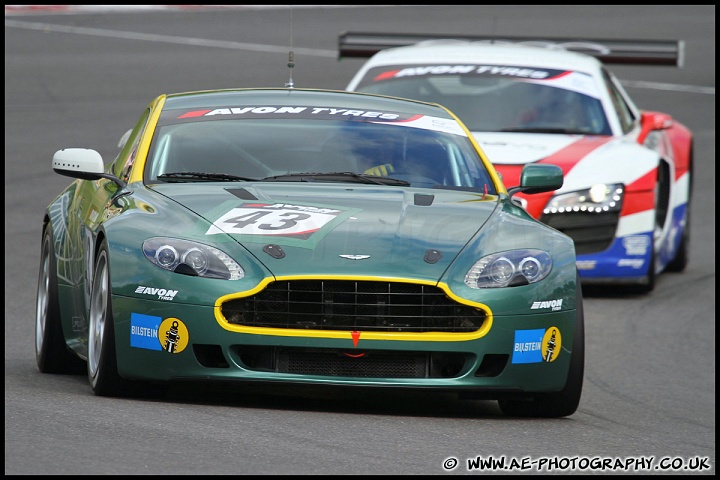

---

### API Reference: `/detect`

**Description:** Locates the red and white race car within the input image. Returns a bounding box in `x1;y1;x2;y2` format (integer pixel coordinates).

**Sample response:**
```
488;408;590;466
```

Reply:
341;33;693;293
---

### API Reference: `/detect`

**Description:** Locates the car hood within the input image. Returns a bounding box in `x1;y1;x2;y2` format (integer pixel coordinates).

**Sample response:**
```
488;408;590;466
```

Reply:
150;182;499;282
473;132;658;193
475;132;583;165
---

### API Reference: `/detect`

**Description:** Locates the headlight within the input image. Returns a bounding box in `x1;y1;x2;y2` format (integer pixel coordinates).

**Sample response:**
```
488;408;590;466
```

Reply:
543;183;623;214
143;237;244;280
464;249;552;288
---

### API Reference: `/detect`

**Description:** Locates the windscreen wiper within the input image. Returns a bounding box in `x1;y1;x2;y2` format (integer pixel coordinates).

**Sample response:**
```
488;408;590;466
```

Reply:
260;172;411;186
157;172;257;182
499;127;595;135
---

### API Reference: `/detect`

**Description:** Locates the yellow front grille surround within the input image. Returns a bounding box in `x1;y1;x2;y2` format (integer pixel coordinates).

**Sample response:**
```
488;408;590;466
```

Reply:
215;275;493;342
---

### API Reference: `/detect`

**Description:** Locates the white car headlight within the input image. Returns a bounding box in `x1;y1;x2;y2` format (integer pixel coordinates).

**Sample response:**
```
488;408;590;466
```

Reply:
143;237;244;280
543;183;624;214
464;249;552;288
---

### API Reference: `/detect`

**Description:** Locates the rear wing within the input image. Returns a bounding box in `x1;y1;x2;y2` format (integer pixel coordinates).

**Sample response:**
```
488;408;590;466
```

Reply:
338;32;684;68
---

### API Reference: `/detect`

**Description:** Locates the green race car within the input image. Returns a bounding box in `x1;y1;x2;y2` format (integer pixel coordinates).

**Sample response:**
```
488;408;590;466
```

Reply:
36;87;584;417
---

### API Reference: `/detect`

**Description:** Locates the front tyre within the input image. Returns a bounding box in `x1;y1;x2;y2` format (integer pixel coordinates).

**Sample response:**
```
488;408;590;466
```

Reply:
633;244;657;294
36;224;85;374
498;272;585;418
666;162;692;272
87;240;133;396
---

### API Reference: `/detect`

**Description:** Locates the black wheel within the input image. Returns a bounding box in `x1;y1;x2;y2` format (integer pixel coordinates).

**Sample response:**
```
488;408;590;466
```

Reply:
499;272;585;418
633;244;657;294
666;212;690;272
87;240;133;396
666;169;692;272
635;162;672;291
35;224;86;374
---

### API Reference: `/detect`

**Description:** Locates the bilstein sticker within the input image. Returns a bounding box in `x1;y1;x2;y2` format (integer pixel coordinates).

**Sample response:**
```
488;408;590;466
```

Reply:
159;318;189;354
130;313;189;354
130;313;162;351
511;326;562;364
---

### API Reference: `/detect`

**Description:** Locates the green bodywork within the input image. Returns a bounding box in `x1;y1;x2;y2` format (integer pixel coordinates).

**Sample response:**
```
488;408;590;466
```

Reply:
49;178;576;392
45;88;579;395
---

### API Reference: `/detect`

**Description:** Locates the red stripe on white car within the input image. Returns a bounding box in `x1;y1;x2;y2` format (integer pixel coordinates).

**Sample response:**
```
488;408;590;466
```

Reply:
495;136;613;219
537;136;613;175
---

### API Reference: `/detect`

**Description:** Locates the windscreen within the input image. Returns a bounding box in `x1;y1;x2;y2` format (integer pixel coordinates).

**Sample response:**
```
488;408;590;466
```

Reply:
353;65;612;135
145;112;497;192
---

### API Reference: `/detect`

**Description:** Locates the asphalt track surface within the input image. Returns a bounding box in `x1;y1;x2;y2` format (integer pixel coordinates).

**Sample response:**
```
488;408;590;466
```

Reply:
5;5;715;475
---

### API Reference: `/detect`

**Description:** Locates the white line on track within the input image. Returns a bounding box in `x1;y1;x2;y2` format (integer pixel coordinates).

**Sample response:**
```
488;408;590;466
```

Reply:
4;5;340;15
5;8;714;96
4;18;336;57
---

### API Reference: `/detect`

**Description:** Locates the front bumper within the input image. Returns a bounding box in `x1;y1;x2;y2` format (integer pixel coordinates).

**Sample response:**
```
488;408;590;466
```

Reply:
112;295;578;396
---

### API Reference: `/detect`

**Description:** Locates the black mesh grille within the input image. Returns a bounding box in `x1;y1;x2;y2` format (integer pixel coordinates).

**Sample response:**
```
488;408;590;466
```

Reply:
540;211;620;255
221;280;486;333
231;346;475;379
278;349;428;377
